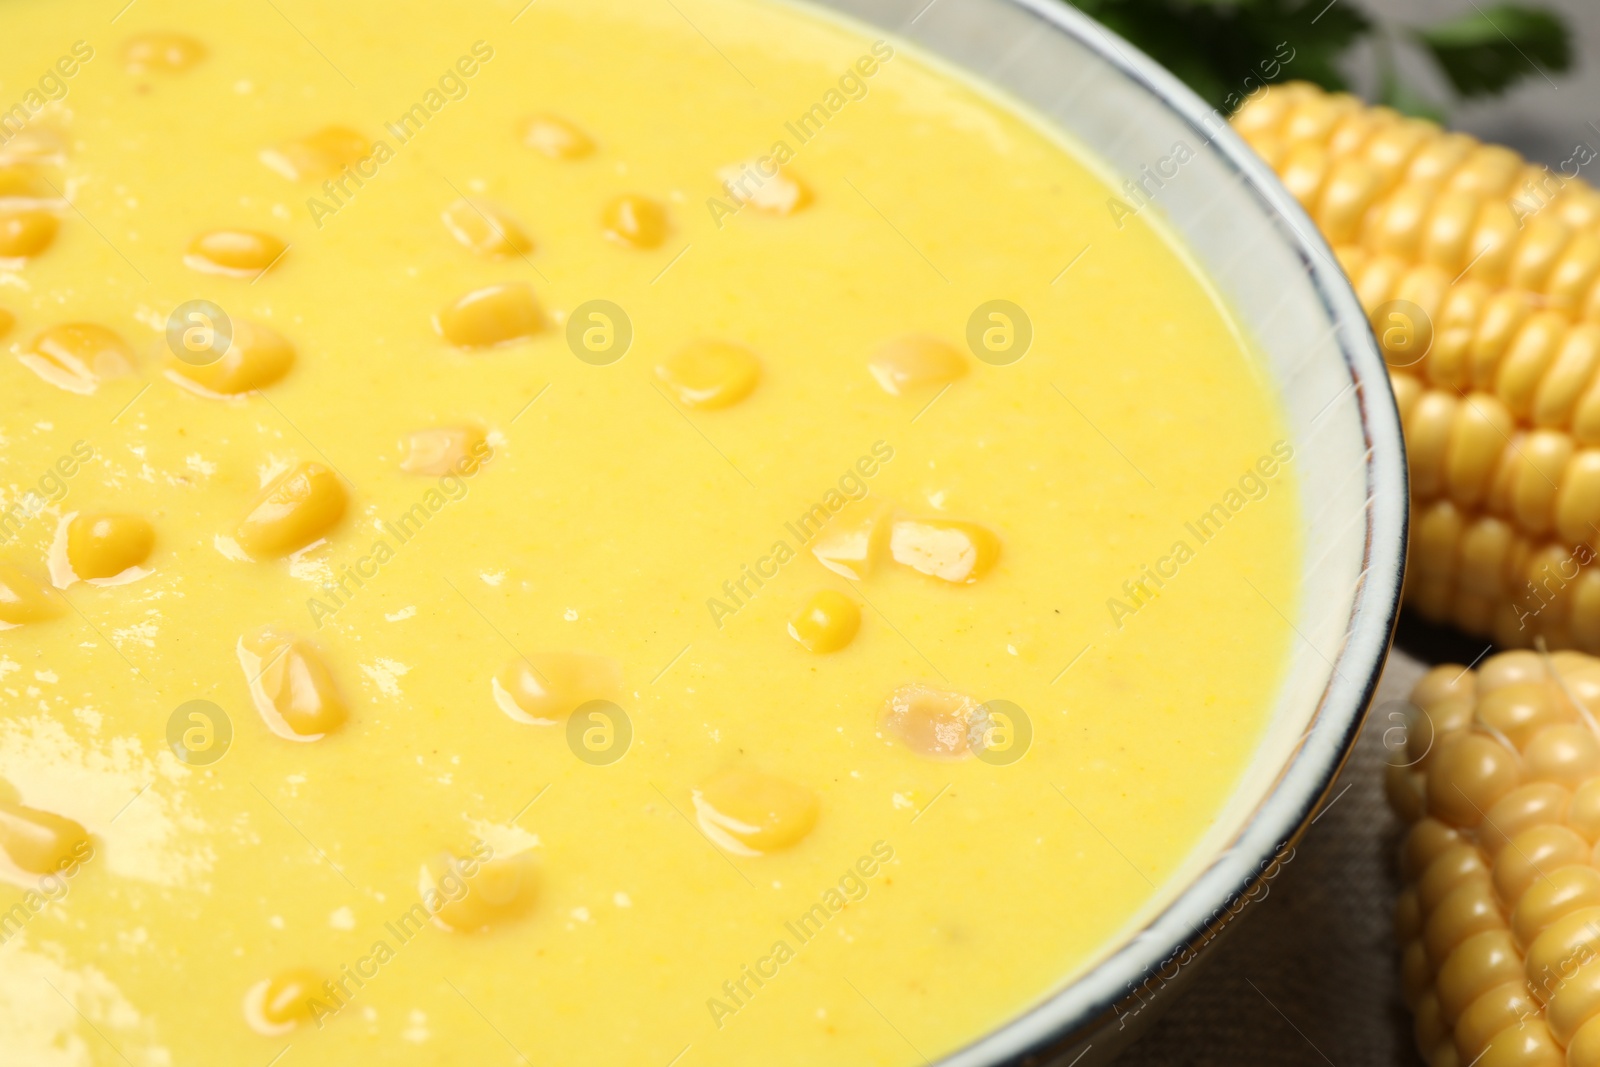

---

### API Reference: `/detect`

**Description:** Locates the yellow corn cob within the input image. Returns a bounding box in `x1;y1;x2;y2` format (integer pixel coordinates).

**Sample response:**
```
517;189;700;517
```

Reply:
1232;85;1600;648
1388;650;1600;1067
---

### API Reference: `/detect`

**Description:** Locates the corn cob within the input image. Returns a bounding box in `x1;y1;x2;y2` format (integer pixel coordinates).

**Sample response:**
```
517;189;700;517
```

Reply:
1231;84;1600;649
1388;649;1600;1066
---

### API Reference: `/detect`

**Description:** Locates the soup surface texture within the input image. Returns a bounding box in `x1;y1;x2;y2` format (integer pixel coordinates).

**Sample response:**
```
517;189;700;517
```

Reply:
0;1;1301;1064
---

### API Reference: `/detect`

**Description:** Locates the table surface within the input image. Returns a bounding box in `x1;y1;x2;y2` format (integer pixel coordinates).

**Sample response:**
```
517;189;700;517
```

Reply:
1116;1;1600;1059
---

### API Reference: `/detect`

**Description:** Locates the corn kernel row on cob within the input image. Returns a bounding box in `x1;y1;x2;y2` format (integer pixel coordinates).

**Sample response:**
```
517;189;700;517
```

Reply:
1389;650;1600;1066
1231;85;1600;649
1234;82;1600;310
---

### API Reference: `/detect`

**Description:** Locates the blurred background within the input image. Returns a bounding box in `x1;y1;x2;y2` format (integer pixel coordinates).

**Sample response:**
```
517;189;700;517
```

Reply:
1062;0;1600;1063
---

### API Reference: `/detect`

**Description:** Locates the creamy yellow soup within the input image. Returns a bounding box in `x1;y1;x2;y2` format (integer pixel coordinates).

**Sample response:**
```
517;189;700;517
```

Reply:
0;1;1301;1064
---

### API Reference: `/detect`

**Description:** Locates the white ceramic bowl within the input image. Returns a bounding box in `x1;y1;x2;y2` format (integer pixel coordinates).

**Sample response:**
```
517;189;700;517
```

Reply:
805;0;1409;1062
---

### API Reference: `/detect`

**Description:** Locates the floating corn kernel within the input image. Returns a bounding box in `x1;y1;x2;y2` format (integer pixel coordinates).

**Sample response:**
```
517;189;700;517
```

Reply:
0;129;67;167
236;462;347;559
399;426;487;476
787;590;860;653
492;651;623;725
0;799;89;875
434;282;543;349
237;628;348;741
183;230;286;277
522;114;594;160
716;161;810;216
882;683;981;760
889;517;1001;583
441;199;533;259
693;768;819;855
243;968;328;1035
420;850;539;932
1386;651;1600;1066
0;564;65;626
811;502;893;580
64;513;154;582
125;32;206;73
260;126;370;182
19;323;135;395
0;308;12;337
868;335;968;397
601;195;668;250
168;319;295;396
0;206;58;259
655;340;760;409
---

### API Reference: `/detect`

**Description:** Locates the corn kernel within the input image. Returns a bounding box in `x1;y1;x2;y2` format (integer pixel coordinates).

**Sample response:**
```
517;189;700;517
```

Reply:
1573;1015;1600;1067
168;319;295;396
1513;865;1600;947
492;651;622;724
0;799;89;875
656;340;760;409
0;308;12;337
1497;313;1568;420
1478;682;1570;751
1438;929;1523;1022
810;502;893;580
1315;157;1384;245
1477;1018;1563;1066
1547;959;1600;1048
882;683;982;760
0;128;66;167
1445;394;1512;508
1546;233;1600;312
1479;650;1545;692
1425;732;1521;828
1524;722;1600;786
64;512;154;582
421;850;539;932
244;968;328;1035
125;32;206;73
1479;782;1569;857
601;194;668;249
238;628;348;740
441;199;533;259
1498;825;1590;910
183;230;286;277
1404;818;1463;882
522;114;594;160
1531;324;1600;428
867;336;967;397
1406;391;1457;500
1509;215;1574;293
716;161;810;216
0;564;65;626
399;426;487;476
693;768;819;855
0;207;58;259
236;462;348;558
1425;877;1504;968
435;282;544;349
19;323;135;395
1457;982;1534;1064
1278;142;1330;206
787;590;859;653
1420;845;1488;912
260;126;370;182
889;517;1001;583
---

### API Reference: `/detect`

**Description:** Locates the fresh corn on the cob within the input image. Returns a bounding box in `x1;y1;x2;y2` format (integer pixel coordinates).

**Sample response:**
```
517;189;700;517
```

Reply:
1389;649;1600;1066
1231;84;1600;649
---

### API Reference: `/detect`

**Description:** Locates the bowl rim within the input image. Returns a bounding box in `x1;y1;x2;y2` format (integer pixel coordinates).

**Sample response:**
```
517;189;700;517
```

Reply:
904;2;1411;1064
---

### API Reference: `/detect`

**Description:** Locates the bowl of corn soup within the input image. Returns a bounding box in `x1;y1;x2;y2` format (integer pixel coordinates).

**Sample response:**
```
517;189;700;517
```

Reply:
0;0;1403;1064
